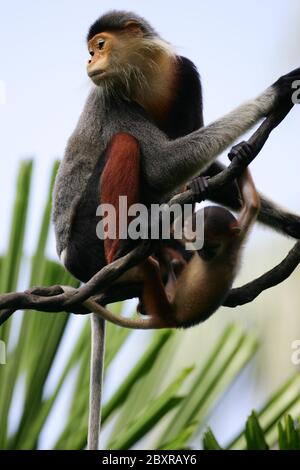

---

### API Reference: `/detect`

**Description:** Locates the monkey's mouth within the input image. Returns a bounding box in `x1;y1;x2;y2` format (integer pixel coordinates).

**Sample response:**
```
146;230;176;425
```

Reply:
88;69;106;79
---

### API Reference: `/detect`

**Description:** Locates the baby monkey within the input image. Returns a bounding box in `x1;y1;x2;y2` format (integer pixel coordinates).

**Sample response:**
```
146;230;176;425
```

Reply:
141;142;260;328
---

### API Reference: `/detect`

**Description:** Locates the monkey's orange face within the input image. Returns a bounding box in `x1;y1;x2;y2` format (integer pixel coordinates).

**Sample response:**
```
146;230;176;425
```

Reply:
86;25;174;106
87;32;117;84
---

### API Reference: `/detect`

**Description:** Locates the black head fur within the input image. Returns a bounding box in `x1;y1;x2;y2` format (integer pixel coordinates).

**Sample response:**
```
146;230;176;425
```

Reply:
203;206;237;237
87;10;158;42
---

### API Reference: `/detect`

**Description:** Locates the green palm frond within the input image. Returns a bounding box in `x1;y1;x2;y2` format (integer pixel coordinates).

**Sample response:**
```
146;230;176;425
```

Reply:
204;411;300;450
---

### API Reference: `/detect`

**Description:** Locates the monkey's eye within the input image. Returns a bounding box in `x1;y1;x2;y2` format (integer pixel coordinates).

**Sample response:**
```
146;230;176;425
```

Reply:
98;39;106;50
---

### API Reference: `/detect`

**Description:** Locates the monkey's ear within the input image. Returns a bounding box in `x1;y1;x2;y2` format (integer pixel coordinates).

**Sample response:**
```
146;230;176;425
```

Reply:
124;21;144;37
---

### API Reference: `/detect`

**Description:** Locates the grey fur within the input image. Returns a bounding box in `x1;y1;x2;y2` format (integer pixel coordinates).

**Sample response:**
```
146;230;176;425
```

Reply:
53;85;276;257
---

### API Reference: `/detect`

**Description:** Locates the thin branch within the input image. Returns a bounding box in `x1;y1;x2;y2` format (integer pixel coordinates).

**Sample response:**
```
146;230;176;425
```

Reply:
84;298;163;329
88;313;106;450
0;309;16;325
224;241;300;307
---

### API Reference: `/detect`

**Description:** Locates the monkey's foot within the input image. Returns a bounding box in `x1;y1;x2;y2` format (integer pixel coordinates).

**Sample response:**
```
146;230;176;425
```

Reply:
228;141;254;164
188;176;210;201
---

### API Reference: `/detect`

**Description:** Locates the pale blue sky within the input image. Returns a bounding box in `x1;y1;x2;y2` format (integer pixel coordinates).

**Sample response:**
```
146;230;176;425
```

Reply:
1;0;300;449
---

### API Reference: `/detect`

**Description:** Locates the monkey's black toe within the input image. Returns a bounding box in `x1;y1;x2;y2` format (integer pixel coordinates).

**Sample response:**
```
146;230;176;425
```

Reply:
188;176;210;202
272;67;300;110
228;141;254;165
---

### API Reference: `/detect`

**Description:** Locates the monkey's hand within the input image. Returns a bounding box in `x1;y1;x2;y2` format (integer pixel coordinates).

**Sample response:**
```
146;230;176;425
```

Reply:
271;67;300;111
228;141;254;165
187;176;210;202
113;238;139;261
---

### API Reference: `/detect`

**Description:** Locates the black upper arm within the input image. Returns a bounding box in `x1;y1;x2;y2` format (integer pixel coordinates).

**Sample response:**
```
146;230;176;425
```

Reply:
160;56;204;139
